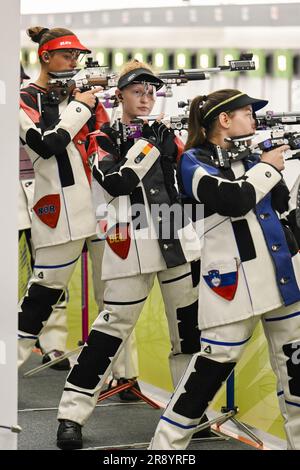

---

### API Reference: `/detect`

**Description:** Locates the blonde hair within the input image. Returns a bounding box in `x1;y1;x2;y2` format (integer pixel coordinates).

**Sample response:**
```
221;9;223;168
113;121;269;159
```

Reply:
119;59;153;79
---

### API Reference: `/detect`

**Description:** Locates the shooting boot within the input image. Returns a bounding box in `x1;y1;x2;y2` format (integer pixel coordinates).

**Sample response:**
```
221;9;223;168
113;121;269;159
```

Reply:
57;420;82;450
42;349;71;371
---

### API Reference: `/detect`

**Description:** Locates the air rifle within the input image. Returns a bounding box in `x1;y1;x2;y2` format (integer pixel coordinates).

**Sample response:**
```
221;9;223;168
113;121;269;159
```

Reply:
158;54;255;85
47;57;118;104
256;110;300;160
46;53;255;104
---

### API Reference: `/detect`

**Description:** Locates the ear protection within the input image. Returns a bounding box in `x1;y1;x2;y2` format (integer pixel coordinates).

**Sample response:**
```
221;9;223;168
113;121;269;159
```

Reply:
43;52;50;62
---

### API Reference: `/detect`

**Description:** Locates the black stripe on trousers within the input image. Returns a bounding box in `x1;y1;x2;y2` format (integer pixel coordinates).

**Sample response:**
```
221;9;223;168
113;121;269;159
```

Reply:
161;271;191;284
103;296;148;306
63;387;95;398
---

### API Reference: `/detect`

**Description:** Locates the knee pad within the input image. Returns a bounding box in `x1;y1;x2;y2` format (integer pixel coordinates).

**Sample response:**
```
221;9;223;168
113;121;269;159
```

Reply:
173;356;235;419
177;301;200;354
19;284;63;335
67;329;122;390
283;341;300;398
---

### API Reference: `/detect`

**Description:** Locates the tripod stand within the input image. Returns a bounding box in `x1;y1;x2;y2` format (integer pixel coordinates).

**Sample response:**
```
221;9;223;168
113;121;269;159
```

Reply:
97;379;160;409
192;371;263;446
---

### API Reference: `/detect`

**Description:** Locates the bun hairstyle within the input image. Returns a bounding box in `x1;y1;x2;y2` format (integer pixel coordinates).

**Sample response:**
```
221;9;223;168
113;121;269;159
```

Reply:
27;26;75;45
27;27;50;44
185;89;241;150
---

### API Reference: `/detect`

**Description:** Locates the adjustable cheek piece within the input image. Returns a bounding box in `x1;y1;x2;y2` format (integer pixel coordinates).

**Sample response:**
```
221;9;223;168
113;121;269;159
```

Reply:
211;145;231;169
212;133;255;169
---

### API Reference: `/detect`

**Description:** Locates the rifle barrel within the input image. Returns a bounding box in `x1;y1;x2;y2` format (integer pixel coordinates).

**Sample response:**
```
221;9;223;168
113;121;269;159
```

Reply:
158;60;255;80
159;71;208;81
256;112;300;128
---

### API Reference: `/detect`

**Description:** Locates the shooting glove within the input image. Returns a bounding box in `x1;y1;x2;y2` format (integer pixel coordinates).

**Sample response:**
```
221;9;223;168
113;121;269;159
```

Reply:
142;121;177;160
98;123;122;156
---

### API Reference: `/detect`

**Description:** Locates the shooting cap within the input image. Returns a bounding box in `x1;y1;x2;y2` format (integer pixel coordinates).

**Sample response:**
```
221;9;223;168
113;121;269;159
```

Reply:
38;34;91;56
117;68;164;91
203;92;268;127
20;64;30;80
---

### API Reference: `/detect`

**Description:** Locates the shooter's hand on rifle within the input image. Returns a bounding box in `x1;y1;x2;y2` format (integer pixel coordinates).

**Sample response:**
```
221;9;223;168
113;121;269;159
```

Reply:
261;144;290;172
74;86;103;109
142;120;177;159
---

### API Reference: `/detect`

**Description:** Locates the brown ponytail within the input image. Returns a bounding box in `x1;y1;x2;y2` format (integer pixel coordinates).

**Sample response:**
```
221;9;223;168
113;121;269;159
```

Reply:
185;95;208;150
185;89;242;151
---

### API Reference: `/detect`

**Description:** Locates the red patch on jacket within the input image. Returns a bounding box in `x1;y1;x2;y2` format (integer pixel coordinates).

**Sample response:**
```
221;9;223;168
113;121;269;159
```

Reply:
33;195;61;228
20;95;41;124
106;223;131;259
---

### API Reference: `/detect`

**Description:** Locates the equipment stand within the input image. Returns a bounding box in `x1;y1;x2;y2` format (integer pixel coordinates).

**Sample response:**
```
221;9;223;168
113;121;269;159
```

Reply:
192;371;264;447
97;379;160;409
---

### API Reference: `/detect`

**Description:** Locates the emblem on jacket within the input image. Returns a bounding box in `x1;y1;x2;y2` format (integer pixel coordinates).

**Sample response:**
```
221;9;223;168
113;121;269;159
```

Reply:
33;194;61;228
203;268;238;301
209;271;221;287
134;142;154;163
106;223;131;259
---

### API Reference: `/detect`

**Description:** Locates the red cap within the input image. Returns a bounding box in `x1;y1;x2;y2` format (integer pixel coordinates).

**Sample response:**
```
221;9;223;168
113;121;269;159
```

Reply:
38;34;91;56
